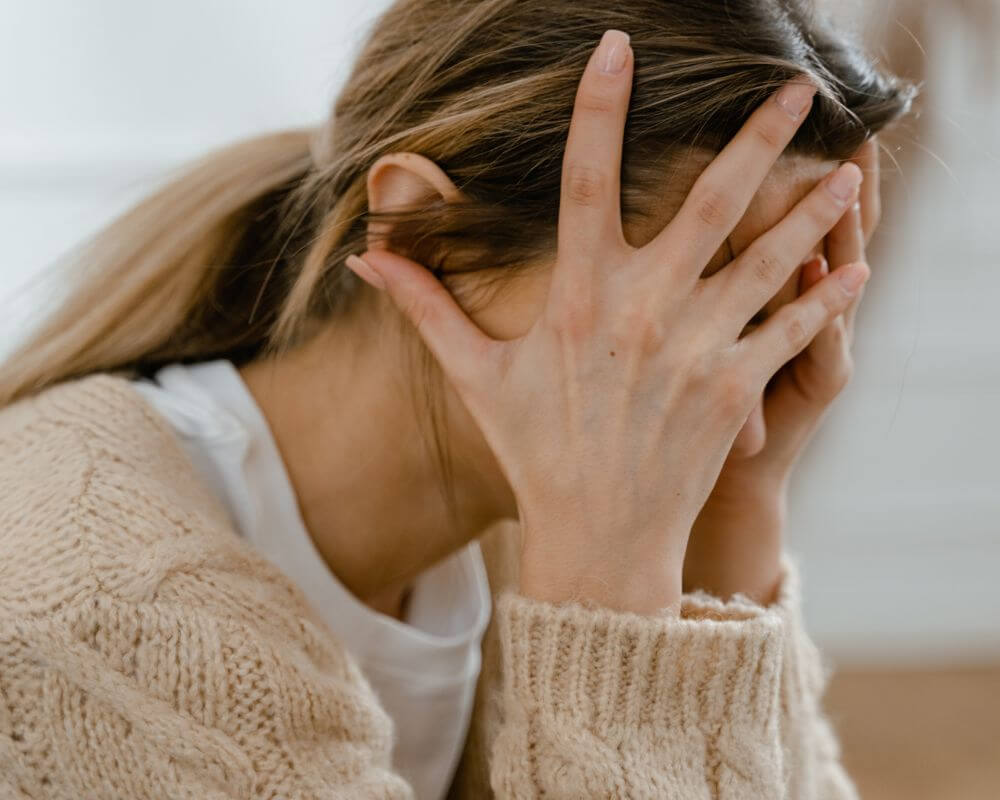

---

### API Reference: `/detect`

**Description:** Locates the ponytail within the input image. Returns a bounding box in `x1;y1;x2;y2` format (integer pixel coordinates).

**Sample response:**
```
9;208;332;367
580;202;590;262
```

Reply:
0;129;317;406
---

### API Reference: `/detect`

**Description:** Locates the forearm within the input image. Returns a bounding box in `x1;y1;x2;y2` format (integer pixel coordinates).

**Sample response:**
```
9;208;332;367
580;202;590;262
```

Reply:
516;499;689;616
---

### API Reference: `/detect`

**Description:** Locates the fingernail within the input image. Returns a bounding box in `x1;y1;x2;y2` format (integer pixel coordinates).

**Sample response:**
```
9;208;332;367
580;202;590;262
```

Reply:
346;254;386;291
816;255;829;275
597;30;630;74
837;262;869;294
775;82;817;119
826;163;863;203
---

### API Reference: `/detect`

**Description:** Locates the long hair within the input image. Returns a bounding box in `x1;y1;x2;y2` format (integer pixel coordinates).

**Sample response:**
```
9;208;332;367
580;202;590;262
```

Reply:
0;0;915;515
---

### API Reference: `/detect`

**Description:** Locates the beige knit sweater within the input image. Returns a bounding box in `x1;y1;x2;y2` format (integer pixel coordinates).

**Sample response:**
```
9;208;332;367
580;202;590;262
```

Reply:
0;373;858;799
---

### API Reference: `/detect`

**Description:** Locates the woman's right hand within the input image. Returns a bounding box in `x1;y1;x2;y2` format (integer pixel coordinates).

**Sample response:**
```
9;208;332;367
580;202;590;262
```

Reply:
346;30;867;616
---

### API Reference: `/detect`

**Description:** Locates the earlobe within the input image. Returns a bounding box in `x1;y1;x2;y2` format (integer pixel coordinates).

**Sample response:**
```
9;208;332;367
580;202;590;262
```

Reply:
366;153;462;248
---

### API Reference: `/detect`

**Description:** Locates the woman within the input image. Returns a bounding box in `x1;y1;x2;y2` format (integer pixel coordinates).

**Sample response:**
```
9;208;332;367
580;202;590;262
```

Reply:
0;1;913;797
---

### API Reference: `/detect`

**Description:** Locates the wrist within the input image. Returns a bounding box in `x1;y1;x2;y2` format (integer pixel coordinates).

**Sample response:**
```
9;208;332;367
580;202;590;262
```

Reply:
519;543;684;617
684;487;787;605
712;463;791;510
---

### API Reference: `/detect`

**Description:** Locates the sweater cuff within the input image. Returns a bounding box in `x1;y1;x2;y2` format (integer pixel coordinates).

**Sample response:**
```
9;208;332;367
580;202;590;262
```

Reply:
496;588;784;737
773;556;830;715
678;555;829;712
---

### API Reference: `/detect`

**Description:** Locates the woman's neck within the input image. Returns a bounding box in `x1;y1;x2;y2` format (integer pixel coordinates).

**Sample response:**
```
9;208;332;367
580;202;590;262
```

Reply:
239;312;512;615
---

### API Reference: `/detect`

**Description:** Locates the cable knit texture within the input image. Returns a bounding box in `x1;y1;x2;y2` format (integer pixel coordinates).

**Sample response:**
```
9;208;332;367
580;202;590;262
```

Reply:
0;374;857;799
449;522;858;800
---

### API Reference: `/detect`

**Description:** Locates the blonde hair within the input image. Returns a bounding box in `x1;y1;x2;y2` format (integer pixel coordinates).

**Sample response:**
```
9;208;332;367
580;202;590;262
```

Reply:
0;0;914;408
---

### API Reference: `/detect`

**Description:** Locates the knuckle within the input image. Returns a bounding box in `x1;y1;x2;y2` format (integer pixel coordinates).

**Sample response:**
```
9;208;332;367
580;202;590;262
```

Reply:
783;311;811;352
683;351;715;388
576;86;618;116
747;247;786;286
716;366;756;416
618;301;665;355
750;119;786;150
564;162;607;208
687;353;754;414
807;192;843;228
691;185;738;229
820;286;847;317
551;293;597;339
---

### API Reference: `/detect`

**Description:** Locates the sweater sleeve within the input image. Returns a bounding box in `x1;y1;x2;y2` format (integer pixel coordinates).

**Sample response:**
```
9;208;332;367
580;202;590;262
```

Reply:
675;556;859;800
487;557;857;799
488;588;787;798
0;388;416;798
2;579;416;799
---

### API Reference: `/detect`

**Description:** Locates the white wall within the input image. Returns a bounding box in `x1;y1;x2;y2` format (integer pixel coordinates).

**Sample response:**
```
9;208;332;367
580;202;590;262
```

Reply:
0;0;386;321
2;1;997;666
787;8;1000;664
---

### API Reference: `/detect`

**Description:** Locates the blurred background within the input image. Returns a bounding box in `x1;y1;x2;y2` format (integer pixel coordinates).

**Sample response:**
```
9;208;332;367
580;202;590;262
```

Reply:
1;2;997;797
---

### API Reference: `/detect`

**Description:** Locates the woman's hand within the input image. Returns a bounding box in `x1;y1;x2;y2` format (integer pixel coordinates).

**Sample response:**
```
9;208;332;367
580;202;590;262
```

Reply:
683;138;880;604
346;31;867;616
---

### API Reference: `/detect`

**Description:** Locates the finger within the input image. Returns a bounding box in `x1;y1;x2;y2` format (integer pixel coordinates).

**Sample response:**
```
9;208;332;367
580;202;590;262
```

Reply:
825;198;865;343
798;255;845;374
797;314;853;402
648;80;818;273
826;199;864;268
799;254;828;294
742;261;870;379
555;30;633;263
843;281;865;346
709;162;862;329
851;137;881;244
347;251;498;392
798;255;853;397
799;256;844;362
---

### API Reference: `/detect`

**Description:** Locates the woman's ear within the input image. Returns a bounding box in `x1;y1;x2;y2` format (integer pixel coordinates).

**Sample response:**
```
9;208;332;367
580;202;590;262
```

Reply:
366;153;461;248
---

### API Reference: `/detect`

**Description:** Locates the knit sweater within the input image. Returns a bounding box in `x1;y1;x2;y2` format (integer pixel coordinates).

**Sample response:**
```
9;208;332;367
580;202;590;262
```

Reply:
0;373;857;799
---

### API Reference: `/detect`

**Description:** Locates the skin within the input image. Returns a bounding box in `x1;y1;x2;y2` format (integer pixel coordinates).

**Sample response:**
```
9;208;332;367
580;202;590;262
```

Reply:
244;30;877;619
684;145;878;604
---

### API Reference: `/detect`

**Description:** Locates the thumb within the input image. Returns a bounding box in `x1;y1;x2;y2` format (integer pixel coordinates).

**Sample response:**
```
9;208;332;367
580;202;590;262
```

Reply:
345;250;497;392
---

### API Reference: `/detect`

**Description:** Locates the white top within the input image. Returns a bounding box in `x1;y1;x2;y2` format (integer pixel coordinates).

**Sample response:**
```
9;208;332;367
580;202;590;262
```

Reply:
132;360;492;800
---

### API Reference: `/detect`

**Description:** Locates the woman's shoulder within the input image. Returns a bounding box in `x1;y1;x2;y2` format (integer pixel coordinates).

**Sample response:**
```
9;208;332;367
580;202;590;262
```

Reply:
0;370;197;472
0;372;293;619
0;379;400;798
0;371;224;515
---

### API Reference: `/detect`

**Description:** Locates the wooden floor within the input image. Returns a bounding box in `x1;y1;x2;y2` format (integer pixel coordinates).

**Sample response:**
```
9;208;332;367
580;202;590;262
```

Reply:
824;667;1000;800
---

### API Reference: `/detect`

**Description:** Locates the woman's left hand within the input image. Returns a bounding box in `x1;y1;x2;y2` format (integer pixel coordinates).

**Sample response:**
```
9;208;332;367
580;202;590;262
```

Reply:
682;138;880;604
